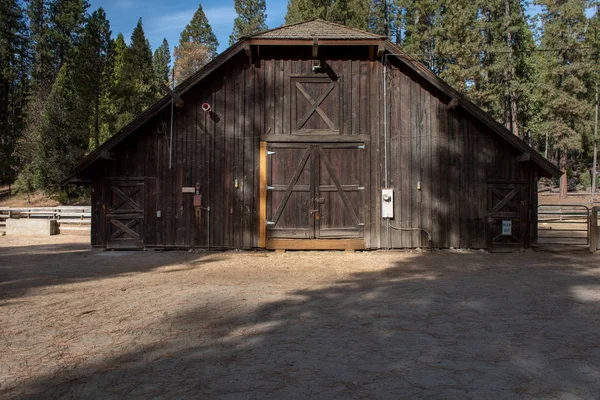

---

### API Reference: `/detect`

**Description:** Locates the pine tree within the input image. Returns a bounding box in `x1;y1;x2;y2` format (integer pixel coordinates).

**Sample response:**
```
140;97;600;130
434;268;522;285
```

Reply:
479;0;536;138
537;0;591;197
73;7;111;149
102;32;128;135
285;0;370;29
153;38;171;85
434;0;486;100
48;0;90;76
36;64;88;191
27;0;53;95
0;0;28;186
229;0;268;45
587;2;599;195
117;18;158;127
179;4;219;59
370;0;400;40
399;0;442;70
327;0;370;30
285;0;330;24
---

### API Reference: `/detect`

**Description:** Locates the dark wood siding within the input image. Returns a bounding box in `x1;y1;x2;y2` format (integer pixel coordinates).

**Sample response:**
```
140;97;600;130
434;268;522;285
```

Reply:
90;47;537;249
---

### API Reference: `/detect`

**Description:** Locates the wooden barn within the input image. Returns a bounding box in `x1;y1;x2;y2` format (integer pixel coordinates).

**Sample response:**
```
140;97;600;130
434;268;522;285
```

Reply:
66;20;561;251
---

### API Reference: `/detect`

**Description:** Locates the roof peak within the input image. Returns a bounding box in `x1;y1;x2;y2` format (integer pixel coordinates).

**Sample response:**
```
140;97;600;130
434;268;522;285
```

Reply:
249;19;386;41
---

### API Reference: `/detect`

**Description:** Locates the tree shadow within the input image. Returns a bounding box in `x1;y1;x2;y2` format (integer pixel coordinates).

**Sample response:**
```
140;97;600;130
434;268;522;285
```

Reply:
0;241;222;303
4;251;600;399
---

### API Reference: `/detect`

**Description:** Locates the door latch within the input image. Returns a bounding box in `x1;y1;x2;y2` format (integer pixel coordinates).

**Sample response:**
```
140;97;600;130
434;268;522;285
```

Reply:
314;197;325;204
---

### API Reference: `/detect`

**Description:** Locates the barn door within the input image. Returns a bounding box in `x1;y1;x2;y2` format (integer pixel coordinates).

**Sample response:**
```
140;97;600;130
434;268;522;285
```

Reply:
316;144;364;238
105;179;145;249
266;143;364;239
267;144;313;238
487;182;527;252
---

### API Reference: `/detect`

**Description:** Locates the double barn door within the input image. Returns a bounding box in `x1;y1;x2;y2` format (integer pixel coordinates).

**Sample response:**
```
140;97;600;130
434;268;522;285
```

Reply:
267;143;365;240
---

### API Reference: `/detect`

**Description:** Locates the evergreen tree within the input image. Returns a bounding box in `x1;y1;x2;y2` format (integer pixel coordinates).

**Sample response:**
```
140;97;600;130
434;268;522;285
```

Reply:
48;0;90;76
399;0;441;69
0;0;28;186
285;0;370;29
537;0;591;197
117;18;158;127
285;0;330;24
27;0;53;95
73;7;111;149
434;0;485;97
370;0;400;39
480;0;536;138
153;38;171;85
102;32;128;136
327;0;370;30
36;64;88;191
229;0;268;45
179;4;219;59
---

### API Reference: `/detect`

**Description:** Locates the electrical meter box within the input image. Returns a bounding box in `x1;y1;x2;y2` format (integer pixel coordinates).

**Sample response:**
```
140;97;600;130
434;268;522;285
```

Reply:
381;189;394;219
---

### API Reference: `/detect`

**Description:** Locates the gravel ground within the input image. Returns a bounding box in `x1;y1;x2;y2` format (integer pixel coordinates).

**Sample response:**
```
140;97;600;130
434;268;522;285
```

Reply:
1;236;600;399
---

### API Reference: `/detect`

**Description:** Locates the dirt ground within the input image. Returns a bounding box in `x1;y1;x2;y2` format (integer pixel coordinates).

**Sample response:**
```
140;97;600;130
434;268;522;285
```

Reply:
2;236;600;399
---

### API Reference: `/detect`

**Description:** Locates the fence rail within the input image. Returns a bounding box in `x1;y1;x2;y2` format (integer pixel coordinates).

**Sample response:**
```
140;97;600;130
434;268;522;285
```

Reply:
538;204;590;247
0;206;91;230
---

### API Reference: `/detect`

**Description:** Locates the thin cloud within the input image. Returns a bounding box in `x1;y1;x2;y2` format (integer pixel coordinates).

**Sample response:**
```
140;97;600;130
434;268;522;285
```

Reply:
205;6;236;25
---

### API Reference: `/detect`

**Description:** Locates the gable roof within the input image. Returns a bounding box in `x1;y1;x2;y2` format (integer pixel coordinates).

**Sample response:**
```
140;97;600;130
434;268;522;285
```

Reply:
249;19;386;40
64;20;560;183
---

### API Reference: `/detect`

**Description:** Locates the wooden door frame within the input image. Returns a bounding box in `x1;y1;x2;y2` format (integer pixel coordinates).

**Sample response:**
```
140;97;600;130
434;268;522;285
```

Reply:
259;140;367;251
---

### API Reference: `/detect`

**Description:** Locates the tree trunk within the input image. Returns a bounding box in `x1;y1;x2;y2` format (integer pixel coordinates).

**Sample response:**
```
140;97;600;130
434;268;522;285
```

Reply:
560;149;568;199
94;86;100;149
504;0;519;137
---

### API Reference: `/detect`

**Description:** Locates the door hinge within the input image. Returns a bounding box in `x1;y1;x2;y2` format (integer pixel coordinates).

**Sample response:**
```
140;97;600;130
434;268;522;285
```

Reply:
266;221;275;226
267;186;275;190
267;151;276;155
357;144;365;149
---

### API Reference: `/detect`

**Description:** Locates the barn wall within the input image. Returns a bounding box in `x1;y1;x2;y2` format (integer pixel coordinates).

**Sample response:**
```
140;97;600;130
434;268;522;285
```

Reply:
383;60;532;249
92;47;534;249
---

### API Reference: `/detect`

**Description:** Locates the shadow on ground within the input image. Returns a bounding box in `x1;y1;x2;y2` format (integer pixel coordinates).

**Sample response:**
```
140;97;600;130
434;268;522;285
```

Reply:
0;241;220;302
2;247;600;399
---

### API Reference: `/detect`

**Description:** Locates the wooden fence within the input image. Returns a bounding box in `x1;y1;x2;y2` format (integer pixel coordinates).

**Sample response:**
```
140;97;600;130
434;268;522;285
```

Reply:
0;206;91;233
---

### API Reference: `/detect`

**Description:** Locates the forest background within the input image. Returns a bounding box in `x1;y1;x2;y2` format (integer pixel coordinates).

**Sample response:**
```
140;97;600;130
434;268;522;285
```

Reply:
0;0;598;201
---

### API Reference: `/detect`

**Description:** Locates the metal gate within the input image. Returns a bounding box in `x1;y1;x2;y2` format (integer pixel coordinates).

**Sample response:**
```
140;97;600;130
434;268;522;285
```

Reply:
537;205;590;247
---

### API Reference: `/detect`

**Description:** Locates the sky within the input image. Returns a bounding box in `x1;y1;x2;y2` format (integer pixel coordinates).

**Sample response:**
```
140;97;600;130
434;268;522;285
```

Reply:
87;0;287;54
88;1;597;56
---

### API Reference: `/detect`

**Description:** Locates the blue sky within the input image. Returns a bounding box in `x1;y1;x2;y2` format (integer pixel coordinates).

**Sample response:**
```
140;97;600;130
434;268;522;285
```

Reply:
88;1;596;55
87;0;287;54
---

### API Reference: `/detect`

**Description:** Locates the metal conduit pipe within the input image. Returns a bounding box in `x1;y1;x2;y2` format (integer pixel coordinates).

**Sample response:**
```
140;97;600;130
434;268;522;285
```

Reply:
383;56;391;251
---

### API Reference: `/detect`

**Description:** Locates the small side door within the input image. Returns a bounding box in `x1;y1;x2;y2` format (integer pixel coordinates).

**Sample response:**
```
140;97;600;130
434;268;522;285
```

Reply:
105;179;145;249
487;182;527;251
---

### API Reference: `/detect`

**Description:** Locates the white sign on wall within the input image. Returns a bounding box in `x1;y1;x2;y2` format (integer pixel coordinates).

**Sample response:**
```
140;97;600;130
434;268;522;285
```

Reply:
502;220;512;236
